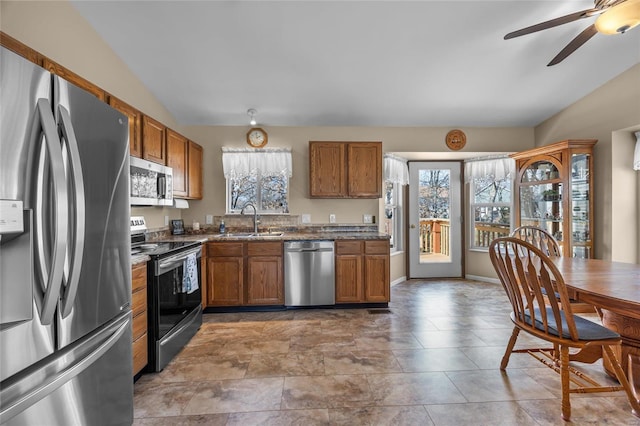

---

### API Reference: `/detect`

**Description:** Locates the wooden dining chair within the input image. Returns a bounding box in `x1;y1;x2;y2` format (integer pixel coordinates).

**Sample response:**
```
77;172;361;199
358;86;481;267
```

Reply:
510;225;561;257
489;237;640;421
511;225;594;313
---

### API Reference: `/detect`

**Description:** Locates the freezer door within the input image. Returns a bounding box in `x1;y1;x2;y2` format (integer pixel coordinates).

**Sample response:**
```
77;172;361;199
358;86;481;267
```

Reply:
53;76;131;348
0;311;133;426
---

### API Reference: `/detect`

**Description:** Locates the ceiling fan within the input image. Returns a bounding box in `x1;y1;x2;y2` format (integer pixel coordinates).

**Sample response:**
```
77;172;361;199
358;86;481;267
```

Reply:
505;0;640;66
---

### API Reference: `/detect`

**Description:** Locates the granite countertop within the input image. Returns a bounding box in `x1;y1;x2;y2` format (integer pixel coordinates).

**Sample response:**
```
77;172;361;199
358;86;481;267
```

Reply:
148;231;389;243
131;253;150;266
204;231;389;241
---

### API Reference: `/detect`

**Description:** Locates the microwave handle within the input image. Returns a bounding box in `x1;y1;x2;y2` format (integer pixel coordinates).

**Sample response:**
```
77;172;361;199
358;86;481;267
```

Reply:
158;175;166;198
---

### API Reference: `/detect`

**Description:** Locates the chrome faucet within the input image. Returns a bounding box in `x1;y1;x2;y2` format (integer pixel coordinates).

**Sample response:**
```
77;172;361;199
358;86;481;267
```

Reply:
241;202;259;234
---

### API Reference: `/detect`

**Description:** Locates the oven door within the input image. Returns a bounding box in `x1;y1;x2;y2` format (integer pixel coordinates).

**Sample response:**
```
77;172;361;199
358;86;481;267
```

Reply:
153;245;202;340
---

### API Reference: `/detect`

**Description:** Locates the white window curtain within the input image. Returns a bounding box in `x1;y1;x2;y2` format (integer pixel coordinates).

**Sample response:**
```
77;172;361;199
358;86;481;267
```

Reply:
464;155;515;183
222;147;292;179
384;154;409;185
634;131;640;171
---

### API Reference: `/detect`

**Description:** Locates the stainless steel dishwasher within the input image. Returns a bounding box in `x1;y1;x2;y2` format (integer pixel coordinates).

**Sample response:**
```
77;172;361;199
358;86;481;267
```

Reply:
284;241;335;306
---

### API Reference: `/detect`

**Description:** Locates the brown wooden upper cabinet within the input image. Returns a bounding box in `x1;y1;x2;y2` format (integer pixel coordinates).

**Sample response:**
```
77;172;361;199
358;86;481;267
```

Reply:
167;129;189;197
309;141;382;198
142;115;166;165
108;96;142;158
42;58;105;101
187;141;203;199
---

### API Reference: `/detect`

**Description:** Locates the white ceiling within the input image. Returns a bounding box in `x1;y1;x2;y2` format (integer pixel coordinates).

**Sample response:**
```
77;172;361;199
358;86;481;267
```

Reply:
71;1;640;128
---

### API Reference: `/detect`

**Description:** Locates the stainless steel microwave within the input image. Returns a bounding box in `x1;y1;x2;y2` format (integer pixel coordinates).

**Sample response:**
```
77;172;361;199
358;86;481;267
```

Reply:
130;156;173;206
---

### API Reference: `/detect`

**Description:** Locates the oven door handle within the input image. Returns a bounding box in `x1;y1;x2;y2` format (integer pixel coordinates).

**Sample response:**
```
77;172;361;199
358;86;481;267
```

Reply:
155;246;202;276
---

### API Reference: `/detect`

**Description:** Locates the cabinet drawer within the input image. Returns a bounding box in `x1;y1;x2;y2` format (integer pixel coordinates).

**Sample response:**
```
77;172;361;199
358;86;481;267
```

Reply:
132;311;147;341
207;242;244;257
365;240;389;254
132;288;147;316
336;240;363;255
131;263;147;292
132;333;148;376
247;241;282;256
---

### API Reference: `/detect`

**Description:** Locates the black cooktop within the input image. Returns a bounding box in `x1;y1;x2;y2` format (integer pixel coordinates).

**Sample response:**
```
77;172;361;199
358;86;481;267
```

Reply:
131;240;201;258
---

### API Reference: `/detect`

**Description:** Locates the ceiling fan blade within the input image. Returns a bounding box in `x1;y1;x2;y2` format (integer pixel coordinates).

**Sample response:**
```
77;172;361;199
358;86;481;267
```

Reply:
504;8;601;39
547;24;599;66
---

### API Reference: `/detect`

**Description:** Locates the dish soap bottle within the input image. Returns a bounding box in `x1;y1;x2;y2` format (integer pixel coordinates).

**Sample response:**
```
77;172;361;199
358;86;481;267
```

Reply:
219;220;225;234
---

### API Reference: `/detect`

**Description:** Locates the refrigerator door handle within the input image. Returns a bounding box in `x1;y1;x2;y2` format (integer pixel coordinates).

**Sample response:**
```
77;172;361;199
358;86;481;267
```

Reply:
57;106;85;318
0;311;131;424
33;98;68;325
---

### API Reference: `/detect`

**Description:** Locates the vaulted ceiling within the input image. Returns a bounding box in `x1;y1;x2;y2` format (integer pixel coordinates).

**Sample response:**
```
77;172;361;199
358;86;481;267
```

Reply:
72;1;640;128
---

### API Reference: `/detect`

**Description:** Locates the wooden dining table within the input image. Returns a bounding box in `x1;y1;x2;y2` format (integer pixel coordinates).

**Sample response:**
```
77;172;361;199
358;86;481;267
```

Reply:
550;256;640;394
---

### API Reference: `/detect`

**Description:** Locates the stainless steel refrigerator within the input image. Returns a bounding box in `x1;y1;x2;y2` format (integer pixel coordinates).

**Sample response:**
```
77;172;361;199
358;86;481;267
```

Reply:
0;46;133;425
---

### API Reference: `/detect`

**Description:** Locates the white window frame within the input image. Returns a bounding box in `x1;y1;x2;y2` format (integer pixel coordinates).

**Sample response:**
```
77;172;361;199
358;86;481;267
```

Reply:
384;180;403;253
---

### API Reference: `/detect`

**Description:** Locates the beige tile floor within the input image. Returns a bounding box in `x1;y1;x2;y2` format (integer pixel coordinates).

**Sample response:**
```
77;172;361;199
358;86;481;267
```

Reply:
133;279;640;425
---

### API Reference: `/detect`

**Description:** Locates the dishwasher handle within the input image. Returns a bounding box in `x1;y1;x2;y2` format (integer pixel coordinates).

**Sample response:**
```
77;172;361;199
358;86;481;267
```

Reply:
285;247;333;253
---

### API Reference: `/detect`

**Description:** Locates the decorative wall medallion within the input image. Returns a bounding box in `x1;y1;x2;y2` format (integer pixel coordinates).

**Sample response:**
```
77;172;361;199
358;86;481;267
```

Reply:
445;129;466;151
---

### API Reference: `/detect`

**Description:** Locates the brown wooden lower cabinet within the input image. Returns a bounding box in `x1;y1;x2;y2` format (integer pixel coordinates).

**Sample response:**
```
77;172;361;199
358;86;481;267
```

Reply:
131;262;148;376
206;241;283;306
336;239;390;303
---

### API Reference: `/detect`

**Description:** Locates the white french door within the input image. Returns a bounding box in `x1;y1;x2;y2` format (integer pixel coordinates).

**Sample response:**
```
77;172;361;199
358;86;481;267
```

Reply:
408;162;462;278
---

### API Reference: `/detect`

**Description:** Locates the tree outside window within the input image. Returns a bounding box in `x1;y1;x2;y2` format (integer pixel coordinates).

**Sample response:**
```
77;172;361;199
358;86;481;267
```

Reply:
228;171;288;213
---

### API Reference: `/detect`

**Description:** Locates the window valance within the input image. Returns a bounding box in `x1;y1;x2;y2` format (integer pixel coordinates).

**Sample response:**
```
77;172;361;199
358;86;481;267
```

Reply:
222;147;292;179
464;155;515;183
634;131;640;171
384;154;409;185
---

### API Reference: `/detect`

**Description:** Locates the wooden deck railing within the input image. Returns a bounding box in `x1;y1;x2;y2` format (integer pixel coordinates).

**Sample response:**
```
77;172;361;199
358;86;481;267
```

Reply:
419;219;510;253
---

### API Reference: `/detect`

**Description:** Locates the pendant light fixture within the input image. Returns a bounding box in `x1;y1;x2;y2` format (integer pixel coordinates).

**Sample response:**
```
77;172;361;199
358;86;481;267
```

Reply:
247;108;257;126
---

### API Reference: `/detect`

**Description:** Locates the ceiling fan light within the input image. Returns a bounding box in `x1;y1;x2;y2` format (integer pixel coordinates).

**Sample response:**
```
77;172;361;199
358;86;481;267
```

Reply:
595;0;640;34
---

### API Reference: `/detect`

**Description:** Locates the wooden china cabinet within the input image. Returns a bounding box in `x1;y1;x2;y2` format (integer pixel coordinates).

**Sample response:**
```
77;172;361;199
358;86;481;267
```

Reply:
510;139;597;258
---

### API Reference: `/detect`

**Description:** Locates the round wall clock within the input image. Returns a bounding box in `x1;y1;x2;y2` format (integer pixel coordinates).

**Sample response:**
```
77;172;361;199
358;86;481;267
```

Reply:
445;129;466;151
247;127;268;148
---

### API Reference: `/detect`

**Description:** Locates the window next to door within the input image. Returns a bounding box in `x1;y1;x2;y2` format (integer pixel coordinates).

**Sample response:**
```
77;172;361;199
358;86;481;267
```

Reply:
466;157;515;250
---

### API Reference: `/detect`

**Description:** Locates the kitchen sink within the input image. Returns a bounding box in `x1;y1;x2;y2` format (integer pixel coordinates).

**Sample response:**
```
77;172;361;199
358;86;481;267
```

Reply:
249;232;285;238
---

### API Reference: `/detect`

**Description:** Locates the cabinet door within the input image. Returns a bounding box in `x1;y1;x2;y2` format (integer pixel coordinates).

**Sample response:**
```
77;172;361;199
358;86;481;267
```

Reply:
246;256;283;305
347;142;382;198
166;129;189;197
108;96;142;158
206;256;243;306
142;115;166;165
187;141;203;199
335;255;363;303
364;254;389;302
43;58;105;101
131;263;147;376
309;142;347;198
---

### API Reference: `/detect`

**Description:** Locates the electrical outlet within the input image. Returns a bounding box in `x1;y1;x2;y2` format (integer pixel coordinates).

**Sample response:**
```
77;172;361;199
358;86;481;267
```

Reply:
164;215;169;226
301;214;311;224
363;214;373;224
205;214;213;225
329;214;336;223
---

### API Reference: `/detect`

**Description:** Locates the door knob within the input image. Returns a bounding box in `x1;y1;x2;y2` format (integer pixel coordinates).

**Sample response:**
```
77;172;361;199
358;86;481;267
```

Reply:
410;224;416;229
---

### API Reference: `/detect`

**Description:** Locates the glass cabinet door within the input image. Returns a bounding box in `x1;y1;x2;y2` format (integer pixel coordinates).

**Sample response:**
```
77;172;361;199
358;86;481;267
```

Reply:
519;160;564;251
570;153;591;258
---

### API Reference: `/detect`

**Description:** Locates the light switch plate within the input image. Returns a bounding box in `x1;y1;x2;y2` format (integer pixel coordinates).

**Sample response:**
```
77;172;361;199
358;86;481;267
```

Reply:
363;214;373;224
164;215;169;226
301;214;311;224
205;214;213;225
329;214;336;223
